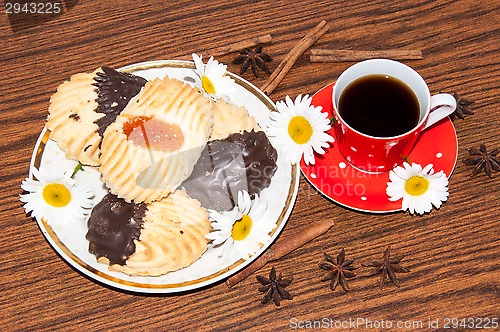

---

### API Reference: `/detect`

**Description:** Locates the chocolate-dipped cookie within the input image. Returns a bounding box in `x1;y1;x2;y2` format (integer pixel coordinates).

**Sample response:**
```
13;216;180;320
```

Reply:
86;190;211;276
182;130;278;211
46;67;146;166
86;192;147;266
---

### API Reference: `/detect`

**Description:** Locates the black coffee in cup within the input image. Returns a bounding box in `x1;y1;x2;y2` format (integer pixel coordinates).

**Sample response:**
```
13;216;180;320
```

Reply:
338;74;420;137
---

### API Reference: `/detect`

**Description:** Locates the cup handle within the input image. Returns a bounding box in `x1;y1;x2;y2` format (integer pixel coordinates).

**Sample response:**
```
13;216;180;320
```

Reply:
424;93;457;129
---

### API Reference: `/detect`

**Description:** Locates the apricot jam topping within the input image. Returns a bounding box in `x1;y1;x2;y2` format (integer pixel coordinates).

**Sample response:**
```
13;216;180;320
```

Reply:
123;116;184;151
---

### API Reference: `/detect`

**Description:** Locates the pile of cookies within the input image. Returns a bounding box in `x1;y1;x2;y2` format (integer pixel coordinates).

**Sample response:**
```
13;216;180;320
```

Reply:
46;66;277;276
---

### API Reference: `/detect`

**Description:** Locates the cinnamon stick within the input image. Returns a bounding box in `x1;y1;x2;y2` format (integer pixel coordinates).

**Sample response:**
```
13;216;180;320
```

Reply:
209;34;272;57
178;34;272;60
260;20;330;95
310;49;423;62
226;219;335;288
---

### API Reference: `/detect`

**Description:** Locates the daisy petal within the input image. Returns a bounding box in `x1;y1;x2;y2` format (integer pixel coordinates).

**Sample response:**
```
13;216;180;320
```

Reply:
189;53;236;101
266;94;334;165
205;190;277;262
386;162;449;215
20;166;95;226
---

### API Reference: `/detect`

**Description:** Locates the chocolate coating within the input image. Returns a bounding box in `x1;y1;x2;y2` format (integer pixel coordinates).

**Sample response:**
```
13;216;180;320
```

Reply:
182;130;277;211
92;66;147;137
86;193;147;266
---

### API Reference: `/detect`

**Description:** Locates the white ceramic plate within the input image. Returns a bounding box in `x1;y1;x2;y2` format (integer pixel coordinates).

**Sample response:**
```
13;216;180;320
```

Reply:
29;60;300;293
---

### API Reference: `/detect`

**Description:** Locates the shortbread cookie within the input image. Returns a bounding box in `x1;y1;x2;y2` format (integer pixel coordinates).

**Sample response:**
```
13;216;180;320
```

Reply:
46;70;101;165
210;99;260;140
99;76;214;203
86;190;211;276
46;67;147;166
182;130;278;211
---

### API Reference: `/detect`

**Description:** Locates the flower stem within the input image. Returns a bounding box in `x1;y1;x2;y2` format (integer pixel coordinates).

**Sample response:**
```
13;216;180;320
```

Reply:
71;162;85;178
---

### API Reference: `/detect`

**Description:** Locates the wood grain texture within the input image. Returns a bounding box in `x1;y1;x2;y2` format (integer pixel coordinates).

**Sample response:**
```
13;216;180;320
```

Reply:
1;0;498;331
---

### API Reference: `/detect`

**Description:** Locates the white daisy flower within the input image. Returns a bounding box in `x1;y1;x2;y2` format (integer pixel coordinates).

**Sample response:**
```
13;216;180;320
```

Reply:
266;94;334;165
189;53;236;101
20;166;94;226
386;162;449;215
206;191;276;261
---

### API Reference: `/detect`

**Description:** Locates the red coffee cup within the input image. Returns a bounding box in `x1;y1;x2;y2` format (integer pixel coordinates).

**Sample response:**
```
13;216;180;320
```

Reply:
331;59;457;173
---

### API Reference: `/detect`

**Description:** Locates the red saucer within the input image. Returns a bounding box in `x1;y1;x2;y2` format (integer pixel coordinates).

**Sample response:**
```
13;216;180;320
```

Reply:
300;83;458;213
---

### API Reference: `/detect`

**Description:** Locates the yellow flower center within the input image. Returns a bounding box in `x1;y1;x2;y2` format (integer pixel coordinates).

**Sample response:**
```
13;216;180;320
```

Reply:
231;214;252;241
288;116;313;144
42;183;72;207
201;75;215;95
404;175;430;196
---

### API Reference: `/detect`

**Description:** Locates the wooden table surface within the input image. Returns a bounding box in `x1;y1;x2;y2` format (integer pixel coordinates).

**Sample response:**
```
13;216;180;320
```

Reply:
1;0;499;331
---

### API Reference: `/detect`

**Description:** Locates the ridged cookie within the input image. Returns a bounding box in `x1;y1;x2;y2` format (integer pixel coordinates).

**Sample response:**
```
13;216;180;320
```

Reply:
109;190;211;276
46;67;147;166
210;99;260;140
99;76;214;203
46;71;102;165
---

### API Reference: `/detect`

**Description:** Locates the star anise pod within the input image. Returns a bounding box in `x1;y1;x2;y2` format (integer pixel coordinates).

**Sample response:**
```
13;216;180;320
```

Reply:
463;144;500;178
450;91;474;121
232;45;272;78
362;246;409;289
256;266;293;306
318;248;357;292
